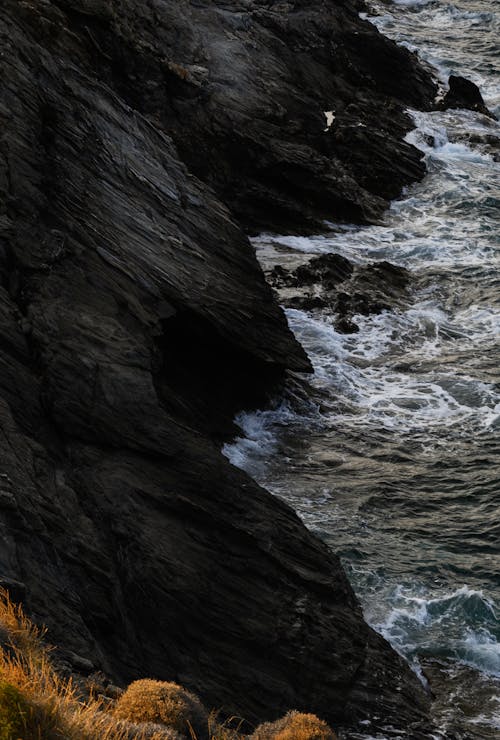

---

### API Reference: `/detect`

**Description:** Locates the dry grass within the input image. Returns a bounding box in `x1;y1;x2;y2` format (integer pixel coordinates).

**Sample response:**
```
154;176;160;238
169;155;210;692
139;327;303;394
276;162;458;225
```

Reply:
0;591;46;661
250;710;337;740
114;679;208;738
0;647;129;739
207;711;246;740
0;679;33;739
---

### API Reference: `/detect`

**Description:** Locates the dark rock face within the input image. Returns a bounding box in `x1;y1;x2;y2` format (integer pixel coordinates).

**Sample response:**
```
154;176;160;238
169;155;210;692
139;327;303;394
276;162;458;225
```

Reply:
35;0;437;234
0;0;437;736
441;75;497;120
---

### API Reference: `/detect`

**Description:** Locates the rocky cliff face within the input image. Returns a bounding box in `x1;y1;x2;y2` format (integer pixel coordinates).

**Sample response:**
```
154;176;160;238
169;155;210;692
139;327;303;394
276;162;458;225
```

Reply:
41;0;436;233
0;0;437;736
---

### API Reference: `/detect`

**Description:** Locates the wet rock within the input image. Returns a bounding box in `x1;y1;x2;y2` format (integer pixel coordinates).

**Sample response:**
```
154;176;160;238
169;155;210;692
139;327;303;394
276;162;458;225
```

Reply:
355;261;411;302
270;257;411;327
465;133;499;147
334;318;360;335
294;255;354;289
335;261;411;319
441;75;497;120
269;265;295;288
269;254;354;291
336;290;389;317
288;294;330;311
450;130;500;161
326;104;428;201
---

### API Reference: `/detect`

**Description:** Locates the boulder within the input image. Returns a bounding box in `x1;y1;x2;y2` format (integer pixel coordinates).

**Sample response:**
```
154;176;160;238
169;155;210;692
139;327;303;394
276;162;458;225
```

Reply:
441;75;497;120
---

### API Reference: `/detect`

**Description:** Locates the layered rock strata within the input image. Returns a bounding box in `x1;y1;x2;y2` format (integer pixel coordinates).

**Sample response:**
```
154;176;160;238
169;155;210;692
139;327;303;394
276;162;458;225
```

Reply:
0;1;438;736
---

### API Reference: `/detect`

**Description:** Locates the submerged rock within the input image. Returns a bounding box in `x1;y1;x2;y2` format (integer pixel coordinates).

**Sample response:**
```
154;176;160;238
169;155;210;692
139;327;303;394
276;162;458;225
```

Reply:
334;317;361;335
294;254;355;289
336;261;411;319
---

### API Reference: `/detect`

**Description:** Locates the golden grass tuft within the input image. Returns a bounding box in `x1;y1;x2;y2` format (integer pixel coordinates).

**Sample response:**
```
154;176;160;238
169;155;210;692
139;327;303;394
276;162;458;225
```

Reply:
114;679;208;738
0;589;45;661
207;711;246;740
250;710;337;740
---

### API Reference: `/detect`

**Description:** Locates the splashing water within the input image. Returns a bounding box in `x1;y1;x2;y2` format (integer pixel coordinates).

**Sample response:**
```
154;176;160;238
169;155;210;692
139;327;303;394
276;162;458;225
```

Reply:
224;1;500;736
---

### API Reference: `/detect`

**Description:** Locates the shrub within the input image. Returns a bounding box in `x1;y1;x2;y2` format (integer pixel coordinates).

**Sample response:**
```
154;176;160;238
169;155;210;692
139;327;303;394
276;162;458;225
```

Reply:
250;710;337;740
0;680;33;740
114;680;208;739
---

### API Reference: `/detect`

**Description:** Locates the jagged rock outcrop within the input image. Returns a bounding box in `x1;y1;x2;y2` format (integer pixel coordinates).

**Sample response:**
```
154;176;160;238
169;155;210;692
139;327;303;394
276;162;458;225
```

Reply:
441;75;497;120
0;0;437;736
27;0;437;233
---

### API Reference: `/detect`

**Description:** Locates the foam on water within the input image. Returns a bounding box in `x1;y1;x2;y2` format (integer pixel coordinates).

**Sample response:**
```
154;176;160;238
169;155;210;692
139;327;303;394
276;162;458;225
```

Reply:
225;0;500;734
225;299;500;459
368;585;500;675
223;398;318;475
261;108;499;272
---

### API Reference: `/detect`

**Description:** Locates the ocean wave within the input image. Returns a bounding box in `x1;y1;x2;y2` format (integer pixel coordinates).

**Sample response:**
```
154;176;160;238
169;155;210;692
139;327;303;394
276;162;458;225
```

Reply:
368;585;500;678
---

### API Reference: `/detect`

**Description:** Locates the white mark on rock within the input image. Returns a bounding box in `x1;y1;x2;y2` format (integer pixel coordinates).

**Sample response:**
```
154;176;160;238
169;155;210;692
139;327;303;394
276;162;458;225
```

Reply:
324;110;335;131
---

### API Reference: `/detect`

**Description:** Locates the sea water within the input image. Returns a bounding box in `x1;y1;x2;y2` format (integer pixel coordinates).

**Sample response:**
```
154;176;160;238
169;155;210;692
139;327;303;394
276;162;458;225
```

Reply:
224;1;500;736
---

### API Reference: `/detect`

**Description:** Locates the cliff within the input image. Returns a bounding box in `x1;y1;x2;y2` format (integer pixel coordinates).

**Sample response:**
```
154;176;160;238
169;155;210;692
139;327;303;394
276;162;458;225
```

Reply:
0;0;436;736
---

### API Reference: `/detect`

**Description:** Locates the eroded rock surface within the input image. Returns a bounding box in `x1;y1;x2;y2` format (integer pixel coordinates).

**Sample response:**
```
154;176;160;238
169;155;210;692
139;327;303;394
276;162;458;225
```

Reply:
0;0;437;736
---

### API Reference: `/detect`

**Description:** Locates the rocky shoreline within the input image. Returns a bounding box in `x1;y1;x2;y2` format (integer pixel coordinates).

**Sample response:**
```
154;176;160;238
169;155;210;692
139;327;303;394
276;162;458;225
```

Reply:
0;0;464;736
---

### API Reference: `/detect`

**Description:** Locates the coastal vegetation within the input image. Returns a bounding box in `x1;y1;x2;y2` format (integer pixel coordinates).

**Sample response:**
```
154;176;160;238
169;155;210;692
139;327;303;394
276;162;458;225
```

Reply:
0;591;336;740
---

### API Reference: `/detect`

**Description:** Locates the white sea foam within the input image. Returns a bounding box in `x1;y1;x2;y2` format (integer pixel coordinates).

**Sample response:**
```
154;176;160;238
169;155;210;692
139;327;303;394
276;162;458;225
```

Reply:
281;305;500;432
256;109;499;271
391;0;436;6
367;585;500;678
223;401;302;475
368;0;500;111
226;1;500;733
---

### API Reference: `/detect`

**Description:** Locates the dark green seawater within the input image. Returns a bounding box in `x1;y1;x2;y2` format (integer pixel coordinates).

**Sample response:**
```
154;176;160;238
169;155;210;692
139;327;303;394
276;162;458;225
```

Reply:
225;1;499;737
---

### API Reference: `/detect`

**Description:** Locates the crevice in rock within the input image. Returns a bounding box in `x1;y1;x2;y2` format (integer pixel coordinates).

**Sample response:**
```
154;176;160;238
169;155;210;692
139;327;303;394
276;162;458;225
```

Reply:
153;309;286;441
